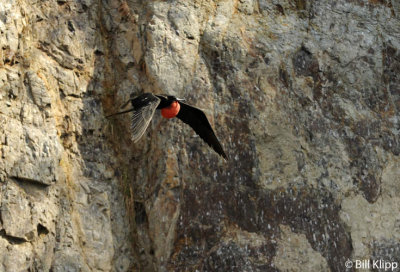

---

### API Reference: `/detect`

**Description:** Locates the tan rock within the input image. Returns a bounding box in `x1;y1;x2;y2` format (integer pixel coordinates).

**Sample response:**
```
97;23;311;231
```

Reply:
273;225;330;272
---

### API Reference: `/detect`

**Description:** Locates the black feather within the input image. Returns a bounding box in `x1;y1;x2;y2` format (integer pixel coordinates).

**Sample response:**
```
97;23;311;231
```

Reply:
177;102;227;160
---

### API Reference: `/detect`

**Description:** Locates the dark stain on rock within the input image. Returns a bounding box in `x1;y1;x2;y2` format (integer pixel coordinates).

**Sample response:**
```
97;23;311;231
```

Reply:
171;184;352;272
275;4;285;15
220;114;257;189
358;173;381;203
201;241;270;272
325;45;400;200
294;0;307;10
227;83;242;99
352;119;381;138
383;44;400;113
368;0;393;8
170;183;276;271
279;66;290;88
257;187;352;272
297;43;400;205
292;46;319;80
201;44;233;81
344;135;383;203
346;0;365;7
362;87;392;115
134;201;147;225
380;132;400;155
372;240;400;269
309;117;329;135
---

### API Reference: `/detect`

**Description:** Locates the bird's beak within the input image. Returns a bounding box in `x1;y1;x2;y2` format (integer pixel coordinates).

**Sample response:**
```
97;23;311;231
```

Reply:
176;98;185;101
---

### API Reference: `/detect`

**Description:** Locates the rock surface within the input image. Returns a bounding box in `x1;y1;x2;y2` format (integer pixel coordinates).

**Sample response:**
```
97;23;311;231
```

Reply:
0;0;399;271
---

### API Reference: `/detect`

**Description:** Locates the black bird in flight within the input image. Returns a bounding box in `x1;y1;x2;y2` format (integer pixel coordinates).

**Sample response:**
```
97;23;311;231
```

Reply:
106;93;227;160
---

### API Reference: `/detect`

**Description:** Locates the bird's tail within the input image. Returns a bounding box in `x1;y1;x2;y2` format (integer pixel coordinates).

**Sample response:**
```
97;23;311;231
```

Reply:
106;108;134;118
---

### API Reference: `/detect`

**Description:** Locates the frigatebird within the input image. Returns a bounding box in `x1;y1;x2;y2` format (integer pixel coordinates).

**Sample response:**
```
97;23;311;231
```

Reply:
106;93;227;160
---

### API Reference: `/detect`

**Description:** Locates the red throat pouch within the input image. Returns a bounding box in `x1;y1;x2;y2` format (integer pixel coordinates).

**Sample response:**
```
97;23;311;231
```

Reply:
161;101;181;118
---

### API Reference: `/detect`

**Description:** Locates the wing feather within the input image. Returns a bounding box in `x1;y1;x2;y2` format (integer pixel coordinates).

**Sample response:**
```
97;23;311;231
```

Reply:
130;94;160;142
177;102;227;159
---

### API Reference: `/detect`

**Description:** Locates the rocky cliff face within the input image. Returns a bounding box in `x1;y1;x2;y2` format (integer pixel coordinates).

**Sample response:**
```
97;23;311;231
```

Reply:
0;0;399;271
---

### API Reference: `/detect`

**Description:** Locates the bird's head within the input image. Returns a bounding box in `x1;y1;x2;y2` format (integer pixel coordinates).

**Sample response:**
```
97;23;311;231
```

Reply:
118;92;142;109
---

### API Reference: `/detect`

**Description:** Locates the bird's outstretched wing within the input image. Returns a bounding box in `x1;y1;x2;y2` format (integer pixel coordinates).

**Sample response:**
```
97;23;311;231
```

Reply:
130;94;161;142
106;93;160;142
177;102;227;159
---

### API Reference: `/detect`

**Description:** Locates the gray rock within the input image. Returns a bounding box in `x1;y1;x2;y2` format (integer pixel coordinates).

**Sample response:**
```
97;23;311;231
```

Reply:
78;190;114;271
1;0;134;270
0;237;33;272
1;0;399;271
7;125;62;186
1;182;35;241
25;71;52;109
